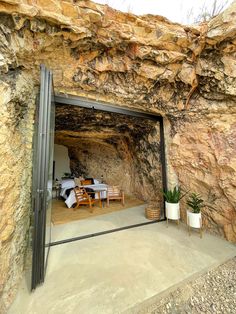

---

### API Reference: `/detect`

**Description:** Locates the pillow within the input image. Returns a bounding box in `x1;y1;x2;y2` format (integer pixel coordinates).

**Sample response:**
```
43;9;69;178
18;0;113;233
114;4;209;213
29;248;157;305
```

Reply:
74;177;81;187
93;179;100;185
81;179;93;186
61;179;75;189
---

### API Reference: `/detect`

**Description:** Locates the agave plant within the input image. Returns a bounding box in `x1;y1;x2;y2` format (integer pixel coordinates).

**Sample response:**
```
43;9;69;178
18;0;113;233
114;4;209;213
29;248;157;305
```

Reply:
187;193;204;213
162;186;187;204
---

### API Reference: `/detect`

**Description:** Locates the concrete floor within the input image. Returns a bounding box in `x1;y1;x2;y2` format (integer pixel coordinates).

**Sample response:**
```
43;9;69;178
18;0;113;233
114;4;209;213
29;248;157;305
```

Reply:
9;221;236;314
52;204;149;242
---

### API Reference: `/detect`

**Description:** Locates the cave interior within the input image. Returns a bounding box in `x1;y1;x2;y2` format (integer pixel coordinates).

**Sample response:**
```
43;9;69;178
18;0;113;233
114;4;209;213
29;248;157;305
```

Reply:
54;103;164;219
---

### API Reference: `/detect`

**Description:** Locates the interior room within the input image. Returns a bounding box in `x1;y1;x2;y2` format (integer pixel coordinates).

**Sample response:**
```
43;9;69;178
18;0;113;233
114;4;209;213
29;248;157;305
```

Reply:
52;103;164;229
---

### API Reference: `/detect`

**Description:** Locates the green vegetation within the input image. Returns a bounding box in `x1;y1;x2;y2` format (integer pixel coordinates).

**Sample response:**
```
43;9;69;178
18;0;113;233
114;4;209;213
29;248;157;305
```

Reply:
187;193;204;213
162;186;187;204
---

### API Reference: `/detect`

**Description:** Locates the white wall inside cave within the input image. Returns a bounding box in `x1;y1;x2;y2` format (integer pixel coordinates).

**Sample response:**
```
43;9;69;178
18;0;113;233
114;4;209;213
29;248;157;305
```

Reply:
54;144;71;180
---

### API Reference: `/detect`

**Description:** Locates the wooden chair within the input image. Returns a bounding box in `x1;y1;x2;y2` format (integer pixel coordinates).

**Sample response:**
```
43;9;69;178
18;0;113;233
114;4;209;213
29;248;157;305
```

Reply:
107;186;125;207
73;187;96;213
80;179;93;186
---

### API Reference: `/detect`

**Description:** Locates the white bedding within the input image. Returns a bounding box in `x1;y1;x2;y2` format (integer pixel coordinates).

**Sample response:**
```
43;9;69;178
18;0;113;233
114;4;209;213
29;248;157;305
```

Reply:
61;179;75;189
65;184;108;208
60;179;75;199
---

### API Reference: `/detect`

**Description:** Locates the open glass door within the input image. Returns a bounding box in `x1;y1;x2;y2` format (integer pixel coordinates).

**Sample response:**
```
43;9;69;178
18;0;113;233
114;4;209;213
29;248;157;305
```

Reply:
31;65;55;290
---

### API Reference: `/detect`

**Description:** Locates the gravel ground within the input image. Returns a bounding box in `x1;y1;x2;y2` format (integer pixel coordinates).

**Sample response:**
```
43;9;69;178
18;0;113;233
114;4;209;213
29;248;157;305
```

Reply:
137;257;236;314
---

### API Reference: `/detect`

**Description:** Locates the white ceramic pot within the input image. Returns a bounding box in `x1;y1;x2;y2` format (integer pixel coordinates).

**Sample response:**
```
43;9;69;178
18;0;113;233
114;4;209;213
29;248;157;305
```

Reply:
165;202;180;220
187;210;202;228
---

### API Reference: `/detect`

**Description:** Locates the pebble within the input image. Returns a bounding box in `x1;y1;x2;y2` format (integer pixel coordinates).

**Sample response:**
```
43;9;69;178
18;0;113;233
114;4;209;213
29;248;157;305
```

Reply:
138;257;236;314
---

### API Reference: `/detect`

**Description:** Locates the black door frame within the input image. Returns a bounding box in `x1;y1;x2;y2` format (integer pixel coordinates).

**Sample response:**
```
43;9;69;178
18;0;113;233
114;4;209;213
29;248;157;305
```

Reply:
51;94;168;247
31;65;54;289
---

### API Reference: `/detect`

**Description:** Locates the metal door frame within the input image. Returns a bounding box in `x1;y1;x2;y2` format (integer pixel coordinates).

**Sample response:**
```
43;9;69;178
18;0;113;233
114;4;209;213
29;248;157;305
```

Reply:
31;65;53;290
49;94;168;247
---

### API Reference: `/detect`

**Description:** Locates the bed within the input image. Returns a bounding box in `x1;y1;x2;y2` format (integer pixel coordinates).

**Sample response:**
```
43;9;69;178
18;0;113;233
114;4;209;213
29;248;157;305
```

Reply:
60;179;75;199
60;179;108;208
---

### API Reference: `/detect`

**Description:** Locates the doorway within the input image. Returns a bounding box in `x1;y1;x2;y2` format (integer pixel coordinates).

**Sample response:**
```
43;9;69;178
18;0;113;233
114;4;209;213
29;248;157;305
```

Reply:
50;95;167;243
31;66;167;290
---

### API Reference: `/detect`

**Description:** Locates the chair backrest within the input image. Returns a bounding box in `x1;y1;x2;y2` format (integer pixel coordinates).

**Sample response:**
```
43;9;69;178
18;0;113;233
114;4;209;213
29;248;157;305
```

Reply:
107;186;121;197
81;179;93;186
74;177;81;187
74;187;89;203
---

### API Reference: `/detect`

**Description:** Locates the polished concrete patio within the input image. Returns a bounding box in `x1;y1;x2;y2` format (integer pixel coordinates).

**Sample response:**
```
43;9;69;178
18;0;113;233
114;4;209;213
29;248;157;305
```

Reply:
52;204;149;242
9;221;236;314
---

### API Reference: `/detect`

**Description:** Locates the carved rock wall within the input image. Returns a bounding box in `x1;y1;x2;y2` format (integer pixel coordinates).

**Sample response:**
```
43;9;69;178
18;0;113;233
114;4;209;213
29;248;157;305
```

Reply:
55;105;162;201
0;71;36;312
170;108;236;241
131;124;162;202
0;0;236;312
68;140;134;194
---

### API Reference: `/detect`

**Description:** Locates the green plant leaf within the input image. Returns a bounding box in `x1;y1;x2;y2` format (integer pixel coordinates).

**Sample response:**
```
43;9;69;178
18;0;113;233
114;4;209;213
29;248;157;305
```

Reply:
161;186;188;203
187;193;204;213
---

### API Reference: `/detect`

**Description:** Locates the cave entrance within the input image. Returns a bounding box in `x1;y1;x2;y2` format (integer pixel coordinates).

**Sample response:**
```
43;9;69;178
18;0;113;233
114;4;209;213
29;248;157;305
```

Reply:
51;94;167;244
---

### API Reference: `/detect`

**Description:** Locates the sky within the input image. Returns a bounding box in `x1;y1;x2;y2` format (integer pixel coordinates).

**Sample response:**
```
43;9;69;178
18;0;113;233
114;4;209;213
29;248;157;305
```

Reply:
94;0;233;24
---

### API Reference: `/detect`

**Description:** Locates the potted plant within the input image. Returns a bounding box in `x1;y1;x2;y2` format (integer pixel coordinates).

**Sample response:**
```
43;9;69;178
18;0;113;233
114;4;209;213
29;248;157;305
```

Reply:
186;193;204;233
162;186;187;224
62;172;73;179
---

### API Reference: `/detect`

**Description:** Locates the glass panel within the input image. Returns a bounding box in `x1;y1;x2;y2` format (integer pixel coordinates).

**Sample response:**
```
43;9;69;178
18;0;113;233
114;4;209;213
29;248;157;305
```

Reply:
52;105;164;243
30;94;40;290
31;66;55;290
44;72;55;269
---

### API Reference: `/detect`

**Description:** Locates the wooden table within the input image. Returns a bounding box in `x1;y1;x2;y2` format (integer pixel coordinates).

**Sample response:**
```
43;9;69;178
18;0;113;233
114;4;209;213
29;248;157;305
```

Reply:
87;189;107;208
52;185;61;199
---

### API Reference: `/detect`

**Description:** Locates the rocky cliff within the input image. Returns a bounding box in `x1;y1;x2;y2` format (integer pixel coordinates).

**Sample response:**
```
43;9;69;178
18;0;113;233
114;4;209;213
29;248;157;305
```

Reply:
0;0;236;312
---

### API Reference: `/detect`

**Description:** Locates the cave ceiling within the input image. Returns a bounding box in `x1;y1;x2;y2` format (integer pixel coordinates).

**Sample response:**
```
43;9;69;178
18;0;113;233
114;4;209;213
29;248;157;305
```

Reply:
55;104;158;147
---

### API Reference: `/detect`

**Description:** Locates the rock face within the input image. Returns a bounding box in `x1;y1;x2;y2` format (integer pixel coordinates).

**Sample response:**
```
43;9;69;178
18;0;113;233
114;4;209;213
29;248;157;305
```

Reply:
170;112;236;240
0;0;236;312
0;71;36;311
